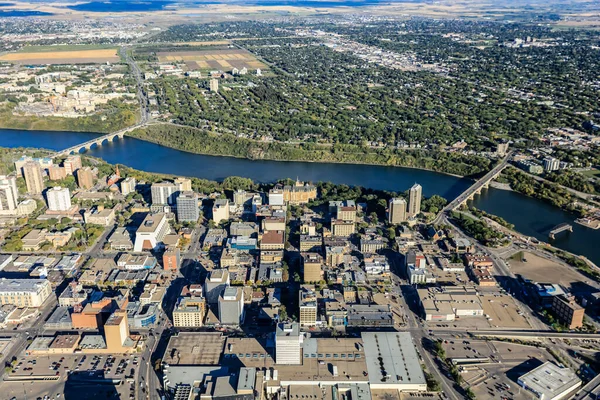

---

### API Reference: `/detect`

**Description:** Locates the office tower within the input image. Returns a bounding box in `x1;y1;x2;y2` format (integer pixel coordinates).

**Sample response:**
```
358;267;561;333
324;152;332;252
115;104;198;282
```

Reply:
212;199;229;224
176;191;199;222
543;157;560;172
104;310;130;352
407;183;422;218
133;213;171;252
210;78;219;93
275;323;302;365
23;161;44;195
76;167;94;189
47;186;71;211
120;177;136;196
151;182;179;205
174;177;192;192
218;287;244;326
48;165;66;181
388;197;407;224
0;175;18;212
63;155;82;176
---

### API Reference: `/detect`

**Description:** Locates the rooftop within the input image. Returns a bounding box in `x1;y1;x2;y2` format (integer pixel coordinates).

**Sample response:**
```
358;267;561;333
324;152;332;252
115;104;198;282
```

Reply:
0;278;49;293
165;332;225;366
137;213;166;233
518;362;581;399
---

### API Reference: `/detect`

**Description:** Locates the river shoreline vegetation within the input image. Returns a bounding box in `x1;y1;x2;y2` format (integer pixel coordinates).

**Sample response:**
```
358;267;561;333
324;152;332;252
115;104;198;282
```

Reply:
128;124;494;177
497;166;593;216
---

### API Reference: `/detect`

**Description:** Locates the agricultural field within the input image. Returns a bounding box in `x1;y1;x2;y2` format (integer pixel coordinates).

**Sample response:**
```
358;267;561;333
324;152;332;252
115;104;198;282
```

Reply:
157;48;266;72
0;47;120;64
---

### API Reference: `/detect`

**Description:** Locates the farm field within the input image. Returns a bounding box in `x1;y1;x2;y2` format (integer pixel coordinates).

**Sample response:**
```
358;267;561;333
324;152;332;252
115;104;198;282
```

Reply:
0;48;120;64
157;48;266;71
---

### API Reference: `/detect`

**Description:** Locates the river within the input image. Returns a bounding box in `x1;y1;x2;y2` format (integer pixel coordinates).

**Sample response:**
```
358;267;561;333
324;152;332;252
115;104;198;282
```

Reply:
2;128;599;265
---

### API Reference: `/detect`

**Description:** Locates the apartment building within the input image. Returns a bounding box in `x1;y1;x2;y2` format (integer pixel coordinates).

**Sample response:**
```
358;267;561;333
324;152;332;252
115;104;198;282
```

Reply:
0;278;52;308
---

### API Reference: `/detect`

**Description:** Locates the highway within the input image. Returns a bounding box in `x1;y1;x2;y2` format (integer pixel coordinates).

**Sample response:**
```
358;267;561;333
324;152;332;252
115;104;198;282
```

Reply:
120;46;150;124
574;373;600;400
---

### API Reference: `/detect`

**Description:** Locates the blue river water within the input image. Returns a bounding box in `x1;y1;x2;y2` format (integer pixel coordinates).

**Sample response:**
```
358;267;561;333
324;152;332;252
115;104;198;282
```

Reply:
1;128;599;265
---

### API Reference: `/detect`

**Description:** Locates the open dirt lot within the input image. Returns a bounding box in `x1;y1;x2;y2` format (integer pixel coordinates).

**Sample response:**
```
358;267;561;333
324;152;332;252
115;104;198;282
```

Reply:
158;48;266;71
0;49;120;64
509;251;592;290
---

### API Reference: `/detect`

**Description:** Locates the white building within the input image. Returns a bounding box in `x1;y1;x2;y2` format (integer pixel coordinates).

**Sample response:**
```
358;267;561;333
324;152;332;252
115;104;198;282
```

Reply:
268;188;284;206
46;186;71;211
275;322;303;365
0;175;18;213
151;182;179;206
133;213;171;252
218;287;244;326
212;199;229;224
0;278;52;307
518;362;581;400
120;177;136;196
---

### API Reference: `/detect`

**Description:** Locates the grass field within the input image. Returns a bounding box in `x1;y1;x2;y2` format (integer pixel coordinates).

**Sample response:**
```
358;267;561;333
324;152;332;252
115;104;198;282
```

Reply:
0;48;120;64
15;44;118;53
157;48;266;71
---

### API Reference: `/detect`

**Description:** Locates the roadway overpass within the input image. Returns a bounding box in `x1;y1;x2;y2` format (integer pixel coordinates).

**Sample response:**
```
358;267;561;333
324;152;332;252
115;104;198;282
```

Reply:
433;151;513;224
52;123;144;158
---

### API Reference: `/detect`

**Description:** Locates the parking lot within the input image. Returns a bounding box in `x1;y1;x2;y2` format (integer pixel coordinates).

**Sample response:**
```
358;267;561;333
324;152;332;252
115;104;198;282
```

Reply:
442;339;550;400
1;353;140;400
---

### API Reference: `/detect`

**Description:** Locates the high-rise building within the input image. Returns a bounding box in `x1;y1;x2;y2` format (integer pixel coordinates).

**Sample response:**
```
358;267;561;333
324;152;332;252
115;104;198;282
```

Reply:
275;322;303;365
212;199;229;224
173;297;205;327
176;191;199;222
46;186;72;211
151;182;179;206
63;155;82;176
388;197;407;224
543;157;560;172
23;161;44;195
174;177;192;192
120;177;136;196
76;167;94;189
133;213;171;252
299;285;317;326
48;165;66;181
0;175;18;213
218;287;244;326
301;253;323;283
104;310;130;352
14;156;52;177
210;78;219;93
407;184;422;218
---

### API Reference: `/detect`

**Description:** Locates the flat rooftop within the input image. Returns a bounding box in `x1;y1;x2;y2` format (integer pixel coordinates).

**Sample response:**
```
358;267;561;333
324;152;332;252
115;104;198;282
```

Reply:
361;332;426;387
137;213;166;233
0;278;48;293
165;332;225;366
518;362;581;399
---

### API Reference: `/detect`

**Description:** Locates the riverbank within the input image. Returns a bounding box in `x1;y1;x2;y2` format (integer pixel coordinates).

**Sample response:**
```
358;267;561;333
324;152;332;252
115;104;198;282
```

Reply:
0;104;137;134
127;123;494;178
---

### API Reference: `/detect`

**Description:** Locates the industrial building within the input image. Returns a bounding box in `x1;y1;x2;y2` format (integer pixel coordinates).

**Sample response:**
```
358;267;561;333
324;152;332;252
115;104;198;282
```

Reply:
517;362;581;400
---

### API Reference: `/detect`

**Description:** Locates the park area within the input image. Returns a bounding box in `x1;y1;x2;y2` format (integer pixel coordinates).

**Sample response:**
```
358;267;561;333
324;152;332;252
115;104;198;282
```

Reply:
0;46;120;64
157;48;266;71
